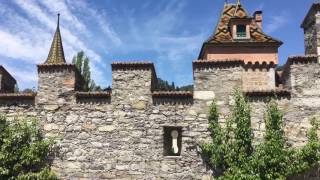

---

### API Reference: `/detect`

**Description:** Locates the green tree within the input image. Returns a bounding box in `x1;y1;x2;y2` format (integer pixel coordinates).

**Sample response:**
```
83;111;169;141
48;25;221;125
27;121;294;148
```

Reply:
0;115;56;179
202;90;254;179
202;91;320;180
21;88;36;93
154;78;193;91
289;117;320;177
252;100;292;179
72;51;100;91
178;85;193;91
201;101;226;175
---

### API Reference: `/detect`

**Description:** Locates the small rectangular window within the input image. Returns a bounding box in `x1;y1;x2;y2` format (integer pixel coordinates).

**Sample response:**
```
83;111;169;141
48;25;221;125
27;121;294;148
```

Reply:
236;25;247;38
163;127;182;156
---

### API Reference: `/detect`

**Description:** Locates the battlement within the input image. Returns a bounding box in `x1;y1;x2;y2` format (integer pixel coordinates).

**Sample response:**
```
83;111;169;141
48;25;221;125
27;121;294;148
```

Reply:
1;56;313;106
0;56;317;179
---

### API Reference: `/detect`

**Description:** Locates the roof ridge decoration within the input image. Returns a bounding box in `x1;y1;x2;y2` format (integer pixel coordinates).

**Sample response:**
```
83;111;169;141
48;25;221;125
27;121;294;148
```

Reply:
205;3;282;45
233;0;244;17
45;13;66;64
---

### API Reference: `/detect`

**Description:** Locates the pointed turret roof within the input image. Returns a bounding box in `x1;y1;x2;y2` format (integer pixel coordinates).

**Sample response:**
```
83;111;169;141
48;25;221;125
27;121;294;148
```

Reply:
45;14;66;64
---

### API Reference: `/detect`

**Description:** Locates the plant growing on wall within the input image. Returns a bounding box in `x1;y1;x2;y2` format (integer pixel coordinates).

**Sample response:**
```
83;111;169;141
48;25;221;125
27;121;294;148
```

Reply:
0;115;57;179
202;90;320;180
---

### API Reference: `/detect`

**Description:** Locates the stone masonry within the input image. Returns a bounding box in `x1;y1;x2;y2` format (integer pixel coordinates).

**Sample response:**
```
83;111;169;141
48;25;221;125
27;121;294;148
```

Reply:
302;3;320;56
0;2;320;180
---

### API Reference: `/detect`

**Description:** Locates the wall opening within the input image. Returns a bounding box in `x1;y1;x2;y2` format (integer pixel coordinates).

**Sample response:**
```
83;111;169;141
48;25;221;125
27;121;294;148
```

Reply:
163;126;182;156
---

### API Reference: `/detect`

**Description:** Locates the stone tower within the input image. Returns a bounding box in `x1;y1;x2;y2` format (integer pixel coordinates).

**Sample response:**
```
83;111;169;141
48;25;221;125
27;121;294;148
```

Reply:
37;14;83;105
302;3;320;56
194;1;283;115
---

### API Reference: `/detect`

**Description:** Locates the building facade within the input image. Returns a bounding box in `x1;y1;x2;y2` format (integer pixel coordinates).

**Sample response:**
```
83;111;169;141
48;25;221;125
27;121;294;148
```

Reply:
0;2;319;180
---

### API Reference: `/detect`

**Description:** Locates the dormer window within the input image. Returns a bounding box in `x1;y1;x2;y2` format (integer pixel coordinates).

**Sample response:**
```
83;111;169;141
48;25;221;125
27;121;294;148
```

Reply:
230;18;251;40
236;25;247;38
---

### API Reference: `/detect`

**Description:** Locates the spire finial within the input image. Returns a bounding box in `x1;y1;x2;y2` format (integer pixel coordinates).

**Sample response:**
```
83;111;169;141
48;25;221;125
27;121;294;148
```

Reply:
234;0;241;16
57;13;60;27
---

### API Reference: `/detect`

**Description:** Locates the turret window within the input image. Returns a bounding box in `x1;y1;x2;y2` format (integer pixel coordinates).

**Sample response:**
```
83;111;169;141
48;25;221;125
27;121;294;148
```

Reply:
236;25;247;38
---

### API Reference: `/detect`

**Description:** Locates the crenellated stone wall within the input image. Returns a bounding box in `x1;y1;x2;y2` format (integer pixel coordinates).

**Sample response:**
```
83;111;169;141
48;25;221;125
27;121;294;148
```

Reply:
0;56;319;179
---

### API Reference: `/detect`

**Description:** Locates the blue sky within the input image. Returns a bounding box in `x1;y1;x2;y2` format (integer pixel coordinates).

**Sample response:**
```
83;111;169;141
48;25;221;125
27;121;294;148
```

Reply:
0;0;315;89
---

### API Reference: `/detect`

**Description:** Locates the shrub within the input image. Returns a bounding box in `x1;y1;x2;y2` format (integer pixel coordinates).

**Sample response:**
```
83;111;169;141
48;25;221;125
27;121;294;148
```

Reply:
0;115;57;180
202;91;320;179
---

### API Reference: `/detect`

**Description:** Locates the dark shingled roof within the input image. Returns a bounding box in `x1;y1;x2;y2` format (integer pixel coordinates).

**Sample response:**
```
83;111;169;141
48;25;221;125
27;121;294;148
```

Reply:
206;3;282;45
45;14;66;64
0;65;16;84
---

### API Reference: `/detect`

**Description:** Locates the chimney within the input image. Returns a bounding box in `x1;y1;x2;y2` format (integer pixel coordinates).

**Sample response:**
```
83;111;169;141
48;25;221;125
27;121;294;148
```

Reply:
254;11;263;29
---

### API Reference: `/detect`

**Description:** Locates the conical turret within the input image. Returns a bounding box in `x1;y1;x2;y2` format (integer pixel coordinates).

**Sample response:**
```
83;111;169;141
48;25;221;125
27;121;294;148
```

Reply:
45;13;66;64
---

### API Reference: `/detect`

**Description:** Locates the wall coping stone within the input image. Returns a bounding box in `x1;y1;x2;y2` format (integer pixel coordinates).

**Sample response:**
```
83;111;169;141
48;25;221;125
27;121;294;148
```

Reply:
152;91;193;98
0;93;36;99
193;59;276;69
244;88;291;97
37;63;77;72
286;55;318;65
75;91;111;98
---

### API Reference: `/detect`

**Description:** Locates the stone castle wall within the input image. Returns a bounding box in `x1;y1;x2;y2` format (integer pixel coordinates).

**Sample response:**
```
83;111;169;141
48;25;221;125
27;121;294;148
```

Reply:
0;56;319;179
304;22;318;55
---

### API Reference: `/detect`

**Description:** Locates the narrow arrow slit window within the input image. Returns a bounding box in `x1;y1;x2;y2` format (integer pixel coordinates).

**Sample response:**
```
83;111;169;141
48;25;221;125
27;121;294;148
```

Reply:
163;127;182;156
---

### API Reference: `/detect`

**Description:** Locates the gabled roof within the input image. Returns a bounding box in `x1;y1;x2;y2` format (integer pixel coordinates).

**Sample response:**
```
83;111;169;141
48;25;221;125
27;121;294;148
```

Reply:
45;14;66;64
0;65;16;85
205;3;282;44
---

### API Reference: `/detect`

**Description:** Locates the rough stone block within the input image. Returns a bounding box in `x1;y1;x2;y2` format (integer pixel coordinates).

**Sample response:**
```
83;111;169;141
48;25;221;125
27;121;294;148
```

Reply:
194;91;215;100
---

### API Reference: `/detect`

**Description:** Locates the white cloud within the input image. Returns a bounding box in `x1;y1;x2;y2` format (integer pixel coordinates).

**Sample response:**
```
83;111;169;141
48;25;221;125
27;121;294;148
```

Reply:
0;0;205;88
265;11;289;34
123;1;205;64
66;0;122;46
0;30;48;63
38;0;88;34
12;0;101;62
0;0;106;87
